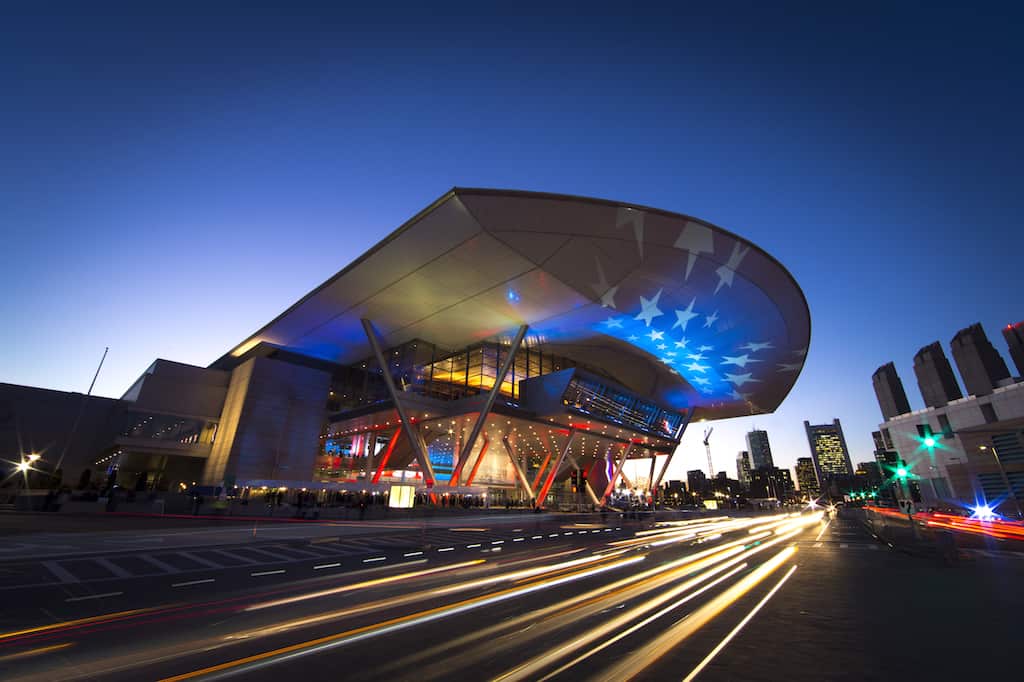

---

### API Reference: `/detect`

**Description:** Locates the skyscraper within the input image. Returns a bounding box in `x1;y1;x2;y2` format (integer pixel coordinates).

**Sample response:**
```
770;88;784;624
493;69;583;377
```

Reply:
804;419;853;480
745;430;774;470
795;457;819;497
1004;321;1024;378
687;469;709;496
872;362;911;420
913;342;963;408
736;451;752;488
950;323;1010;397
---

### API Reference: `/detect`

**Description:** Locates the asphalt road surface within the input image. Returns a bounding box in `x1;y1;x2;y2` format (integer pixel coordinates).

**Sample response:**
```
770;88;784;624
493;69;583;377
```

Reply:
1;511;1022;681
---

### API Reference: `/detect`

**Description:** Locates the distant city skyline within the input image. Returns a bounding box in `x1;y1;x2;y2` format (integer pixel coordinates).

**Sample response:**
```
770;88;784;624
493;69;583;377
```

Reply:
3;4;1023;482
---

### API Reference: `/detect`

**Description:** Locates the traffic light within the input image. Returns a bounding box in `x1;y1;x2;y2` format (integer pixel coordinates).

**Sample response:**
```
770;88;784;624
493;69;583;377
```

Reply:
896;467;908;479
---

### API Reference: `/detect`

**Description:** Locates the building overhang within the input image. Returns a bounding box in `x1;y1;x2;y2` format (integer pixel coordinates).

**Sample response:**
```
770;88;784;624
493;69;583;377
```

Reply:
211;188;810;421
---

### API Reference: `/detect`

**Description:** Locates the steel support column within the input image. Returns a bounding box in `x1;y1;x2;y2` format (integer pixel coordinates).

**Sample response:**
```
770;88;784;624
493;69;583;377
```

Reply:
451;325;528;486
361;318;436;486
501;436;535;502
565;452;601;507
465;436;490;487
602;442;635;503
654;412;694;490
536;429;576;508
371;428;402;485
648;456;658;493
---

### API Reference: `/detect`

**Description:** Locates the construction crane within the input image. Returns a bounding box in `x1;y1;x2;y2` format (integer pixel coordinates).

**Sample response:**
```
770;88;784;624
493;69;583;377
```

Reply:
703;427;714;478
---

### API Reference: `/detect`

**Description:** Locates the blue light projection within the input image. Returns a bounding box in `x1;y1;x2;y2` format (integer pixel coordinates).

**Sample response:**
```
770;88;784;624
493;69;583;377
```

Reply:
592;283;794;406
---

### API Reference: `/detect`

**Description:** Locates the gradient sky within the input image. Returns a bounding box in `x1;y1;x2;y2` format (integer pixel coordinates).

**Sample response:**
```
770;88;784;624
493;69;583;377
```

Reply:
3;2;1022;483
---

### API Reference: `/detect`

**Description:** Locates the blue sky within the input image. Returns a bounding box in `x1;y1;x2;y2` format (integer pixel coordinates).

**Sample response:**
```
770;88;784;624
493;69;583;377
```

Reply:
2;2;1022;481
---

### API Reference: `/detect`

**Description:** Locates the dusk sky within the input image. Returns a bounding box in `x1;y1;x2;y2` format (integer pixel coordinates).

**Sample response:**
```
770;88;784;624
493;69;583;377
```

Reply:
3;3;1022;481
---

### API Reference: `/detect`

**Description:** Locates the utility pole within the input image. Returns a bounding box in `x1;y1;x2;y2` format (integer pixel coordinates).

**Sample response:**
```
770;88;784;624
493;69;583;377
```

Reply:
56;347;108;472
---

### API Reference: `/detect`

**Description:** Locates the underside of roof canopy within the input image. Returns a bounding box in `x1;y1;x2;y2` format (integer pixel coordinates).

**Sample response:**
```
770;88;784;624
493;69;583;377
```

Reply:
211;188;810;421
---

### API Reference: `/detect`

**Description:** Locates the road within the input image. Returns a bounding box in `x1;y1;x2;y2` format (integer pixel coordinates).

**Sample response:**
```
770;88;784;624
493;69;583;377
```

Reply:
1;510;1022;681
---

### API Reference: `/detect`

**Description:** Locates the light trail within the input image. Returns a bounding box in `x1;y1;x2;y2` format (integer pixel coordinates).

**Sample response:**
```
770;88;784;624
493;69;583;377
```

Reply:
244;560;481;611
535;565;748;682
160;554;647;681
598;545;797;682
498;529;803;681
681;563;798;682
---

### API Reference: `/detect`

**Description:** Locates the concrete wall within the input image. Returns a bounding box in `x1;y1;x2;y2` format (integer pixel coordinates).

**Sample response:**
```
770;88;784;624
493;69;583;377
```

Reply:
203;357;331;485
125;359;229;419
0;382;121;487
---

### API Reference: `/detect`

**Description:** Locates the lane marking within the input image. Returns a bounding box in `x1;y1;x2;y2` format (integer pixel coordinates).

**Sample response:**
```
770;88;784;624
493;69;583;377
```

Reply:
813;542;822;548
839;543;849;549
314;563;341;570
363;557;387;563
531;535;542;540
438;548;454;552
180;552;222;569
172;578;215;588
65;591;123;602
513;538;524;542
42;560;80;584
94;557;133;579
467;544;481;549
549;534;559;538
491;540;505;545
140;554;181;574
404;552;424;557
251;570;286;577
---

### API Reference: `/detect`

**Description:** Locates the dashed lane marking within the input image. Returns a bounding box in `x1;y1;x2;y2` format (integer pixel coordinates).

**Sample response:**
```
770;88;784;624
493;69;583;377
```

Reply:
172;578;215;588
250;570;286;577
65;591;122;602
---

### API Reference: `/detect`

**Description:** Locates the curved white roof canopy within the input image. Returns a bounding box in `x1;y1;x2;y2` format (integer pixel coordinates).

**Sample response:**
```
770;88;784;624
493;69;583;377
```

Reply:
213;189;810;420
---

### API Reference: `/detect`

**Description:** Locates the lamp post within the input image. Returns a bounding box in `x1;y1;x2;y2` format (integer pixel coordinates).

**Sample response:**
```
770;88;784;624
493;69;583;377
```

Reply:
979;444;1023;519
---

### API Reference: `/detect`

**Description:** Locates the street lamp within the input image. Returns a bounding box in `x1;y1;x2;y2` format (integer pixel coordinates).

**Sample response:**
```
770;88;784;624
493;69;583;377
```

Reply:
27;453;40;462
15;461;29;473
979;444;1023;519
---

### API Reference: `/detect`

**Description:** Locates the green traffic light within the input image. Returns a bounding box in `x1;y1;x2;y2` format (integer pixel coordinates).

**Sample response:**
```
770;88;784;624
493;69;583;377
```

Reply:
896;467;908;479
923;436;936;448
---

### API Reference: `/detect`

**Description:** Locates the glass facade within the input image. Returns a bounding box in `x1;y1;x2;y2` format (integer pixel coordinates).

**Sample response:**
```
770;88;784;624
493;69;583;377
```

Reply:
327;338;597;413
560;375;686;440
118;410;217;445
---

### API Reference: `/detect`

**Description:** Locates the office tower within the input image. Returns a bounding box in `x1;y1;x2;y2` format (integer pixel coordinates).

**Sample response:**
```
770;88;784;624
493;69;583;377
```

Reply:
1004;321;1024;378
795;457;819;497
913;342;963;408
872;362;911;420
745;430;774;470
687;469;709;496
736;451;752;488
804;419;853;480
950;323;1011;397
854;461;883;488
749;467;794;500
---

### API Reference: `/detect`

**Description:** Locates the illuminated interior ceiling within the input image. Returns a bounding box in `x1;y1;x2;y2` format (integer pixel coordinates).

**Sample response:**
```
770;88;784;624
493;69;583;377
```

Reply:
213;189;810;420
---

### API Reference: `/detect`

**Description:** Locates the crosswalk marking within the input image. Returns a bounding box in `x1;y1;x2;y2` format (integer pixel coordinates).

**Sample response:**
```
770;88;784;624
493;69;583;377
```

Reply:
180;551;221;569
42;560;80;584
94;557;133;578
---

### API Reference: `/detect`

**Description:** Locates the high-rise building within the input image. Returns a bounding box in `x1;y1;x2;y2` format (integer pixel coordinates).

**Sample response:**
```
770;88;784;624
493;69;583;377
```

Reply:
745;430;774;470
804;419;853;481
950;323;1011;397
872;362;911;420
913;342;963;408
736;451;752;488
854;461;883;488
749;467;794;501
687;469;709;496
795;457;819;497
1004;321;1024;378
